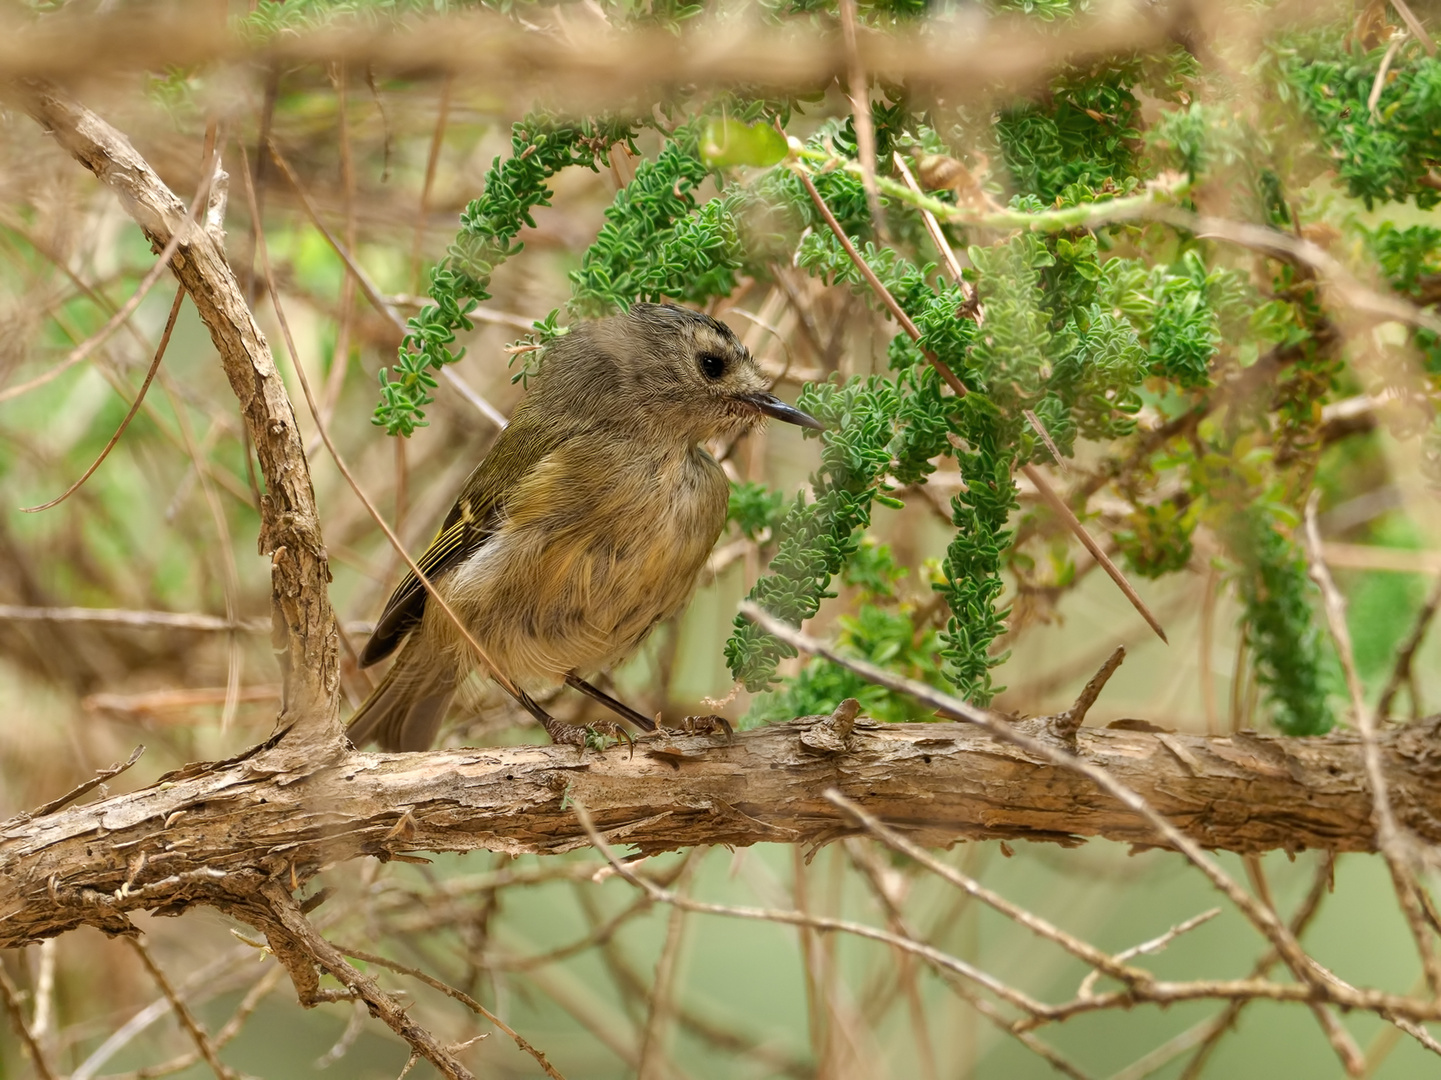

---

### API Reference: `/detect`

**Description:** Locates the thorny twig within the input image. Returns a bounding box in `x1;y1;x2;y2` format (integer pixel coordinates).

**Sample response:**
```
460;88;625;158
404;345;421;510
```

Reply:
1050;646;1126;745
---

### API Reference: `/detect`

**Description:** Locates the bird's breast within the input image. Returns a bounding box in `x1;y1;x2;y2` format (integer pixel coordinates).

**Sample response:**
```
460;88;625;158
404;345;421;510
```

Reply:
437;445;729;687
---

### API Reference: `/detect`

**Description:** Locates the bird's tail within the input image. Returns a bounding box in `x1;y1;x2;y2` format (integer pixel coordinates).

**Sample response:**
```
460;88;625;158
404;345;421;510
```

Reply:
347;641;457;752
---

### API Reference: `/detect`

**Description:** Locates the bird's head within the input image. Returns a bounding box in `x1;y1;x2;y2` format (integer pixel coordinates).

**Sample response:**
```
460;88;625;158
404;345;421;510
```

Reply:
537;303;822;445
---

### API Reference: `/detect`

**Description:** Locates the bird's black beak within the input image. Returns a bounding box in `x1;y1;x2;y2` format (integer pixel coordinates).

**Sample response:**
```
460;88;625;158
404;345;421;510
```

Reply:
743;392;824;431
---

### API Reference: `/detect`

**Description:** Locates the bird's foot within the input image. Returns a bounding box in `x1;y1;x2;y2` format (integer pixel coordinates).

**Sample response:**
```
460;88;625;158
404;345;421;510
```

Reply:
540;716;634;755
660;714;734;740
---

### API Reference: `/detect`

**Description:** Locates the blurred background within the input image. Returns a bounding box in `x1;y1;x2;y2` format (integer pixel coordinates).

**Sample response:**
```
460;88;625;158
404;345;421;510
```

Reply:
3;0;1441;1076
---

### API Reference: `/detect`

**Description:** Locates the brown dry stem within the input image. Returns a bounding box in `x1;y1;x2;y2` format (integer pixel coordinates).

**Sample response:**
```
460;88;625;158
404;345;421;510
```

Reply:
13;82;342;747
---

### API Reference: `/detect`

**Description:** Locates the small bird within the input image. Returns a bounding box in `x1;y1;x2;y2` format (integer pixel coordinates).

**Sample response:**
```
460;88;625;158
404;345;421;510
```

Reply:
348;303;822;751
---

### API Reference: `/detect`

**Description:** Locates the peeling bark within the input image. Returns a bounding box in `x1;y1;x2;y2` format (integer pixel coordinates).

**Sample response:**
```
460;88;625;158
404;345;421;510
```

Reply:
4;715;1441;950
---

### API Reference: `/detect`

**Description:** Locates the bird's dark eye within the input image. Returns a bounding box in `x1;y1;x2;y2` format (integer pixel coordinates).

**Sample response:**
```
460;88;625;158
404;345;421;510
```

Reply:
698;352;727;380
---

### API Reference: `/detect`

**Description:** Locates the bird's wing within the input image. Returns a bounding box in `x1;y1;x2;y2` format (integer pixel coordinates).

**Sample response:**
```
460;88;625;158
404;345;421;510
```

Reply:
357;417;562;668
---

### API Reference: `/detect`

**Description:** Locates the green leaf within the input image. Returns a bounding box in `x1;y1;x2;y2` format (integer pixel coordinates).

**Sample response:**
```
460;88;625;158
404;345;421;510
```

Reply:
700;118;789;168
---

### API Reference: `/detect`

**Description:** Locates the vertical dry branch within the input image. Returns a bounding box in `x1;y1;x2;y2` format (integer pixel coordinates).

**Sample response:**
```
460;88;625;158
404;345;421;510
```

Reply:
1303;498;1441;998
14;82;341;746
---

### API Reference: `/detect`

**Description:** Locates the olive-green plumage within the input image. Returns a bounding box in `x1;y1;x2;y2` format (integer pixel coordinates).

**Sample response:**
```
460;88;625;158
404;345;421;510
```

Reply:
347;303;821;751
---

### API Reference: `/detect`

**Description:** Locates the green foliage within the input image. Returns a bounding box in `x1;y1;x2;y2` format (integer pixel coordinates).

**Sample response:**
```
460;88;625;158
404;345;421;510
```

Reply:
1288;43;1441;209
374;113;637;434
569;123;721;317
1368;223;1441;376
1369;222;1441;297
1117;501;1195;579
1145;250;1225;387
726;377;895;694
935;393;1016;703
995;62;1144;201
748;602;947;724
749;541;945;723
843;539;907;597
1226;505;1334;736
728;480;786;542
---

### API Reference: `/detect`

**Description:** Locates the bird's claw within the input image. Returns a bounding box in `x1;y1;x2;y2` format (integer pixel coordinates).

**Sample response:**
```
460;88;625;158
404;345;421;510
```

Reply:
584;721;634;756
660;714;734;740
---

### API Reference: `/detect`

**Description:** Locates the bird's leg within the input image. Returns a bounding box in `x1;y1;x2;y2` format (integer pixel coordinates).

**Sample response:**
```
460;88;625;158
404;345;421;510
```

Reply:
563;673;658;733
518;689;632;752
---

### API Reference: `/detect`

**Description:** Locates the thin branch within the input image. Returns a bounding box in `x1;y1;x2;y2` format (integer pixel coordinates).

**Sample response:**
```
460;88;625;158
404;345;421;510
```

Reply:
569;799;1056;1017
0;962;58;1080
1303;493;1441;997
1377;571;1441;720
1368;31;1407;121
314;998;367;1070
0;604;373;636
20;285;186;512
1051;646;1126;745
1024;407;1070;471
838;0;886;241
0;164;205;408
636;856;696;1080
823;790;1150;988
843;841;942;1080
70;946;279;1080
891;152;969;289
126;937;238;1080
738;603;1363;1036
339;946;567;1080
256;883;476;1080
21;744;145;820
1389;0;1436;54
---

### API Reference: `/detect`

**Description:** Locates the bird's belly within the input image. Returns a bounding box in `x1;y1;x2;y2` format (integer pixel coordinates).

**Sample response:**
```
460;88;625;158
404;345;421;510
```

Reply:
435;480;724;690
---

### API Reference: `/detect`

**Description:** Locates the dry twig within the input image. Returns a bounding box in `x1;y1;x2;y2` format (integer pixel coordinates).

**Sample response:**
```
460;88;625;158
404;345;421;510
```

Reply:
739;603;1375;1073
1377;571;1441;720
126;937;239;1080
1303;493;1441;998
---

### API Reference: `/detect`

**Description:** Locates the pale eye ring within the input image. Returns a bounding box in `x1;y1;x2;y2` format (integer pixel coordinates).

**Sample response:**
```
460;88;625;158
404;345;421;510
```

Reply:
698;352;727;380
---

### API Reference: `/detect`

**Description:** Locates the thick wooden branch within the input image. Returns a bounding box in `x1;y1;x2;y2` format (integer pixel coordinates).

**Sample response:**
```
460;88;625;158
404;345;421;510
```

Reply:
4;714;1441;950
13;82;340;742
